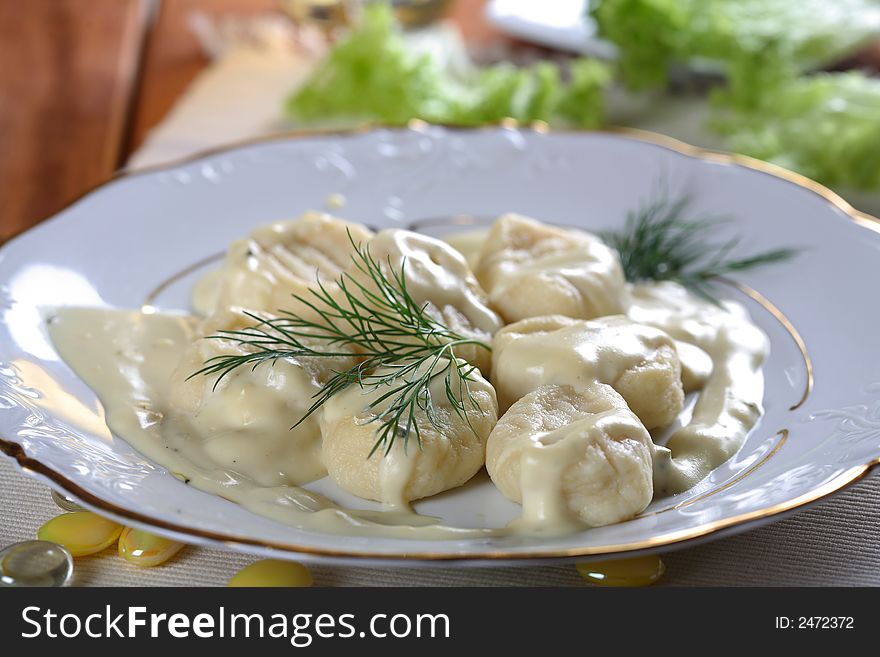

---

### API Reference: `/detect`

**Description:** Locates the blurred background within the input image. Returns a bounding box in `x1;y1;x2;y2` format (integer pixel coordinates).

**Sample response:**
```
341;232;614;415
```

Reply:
3;0;880;240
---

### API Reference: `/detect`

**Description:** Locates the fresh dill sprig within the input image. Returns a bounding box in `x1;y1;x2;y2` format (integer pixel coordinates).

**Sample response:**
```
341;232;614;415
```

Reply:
602;194;797;301
189;231;490;457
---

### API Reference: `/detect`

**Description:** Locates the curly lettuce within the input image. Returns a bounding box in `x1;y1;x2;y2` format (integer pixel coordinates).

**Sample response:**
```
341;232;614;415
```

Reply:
716;72;880;190
592;0;880;189
286;5;610;127
591;0;880;108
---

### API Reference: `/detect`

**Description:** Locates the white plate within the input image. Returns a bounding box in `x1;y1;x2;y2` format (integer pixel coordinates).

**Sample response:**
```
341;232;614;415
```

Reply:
2;125;879;565
485;0;615;58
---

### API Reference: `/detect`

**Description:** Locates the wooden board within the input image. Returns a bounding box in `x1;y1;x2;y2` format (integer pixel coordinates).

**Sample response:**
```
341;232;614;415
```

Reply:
0;0;150;242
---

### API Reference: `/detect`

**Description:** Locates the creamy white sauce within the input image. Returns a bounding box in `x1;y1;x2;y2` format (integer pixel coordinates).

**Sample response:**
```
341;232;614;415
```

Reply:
443;228;489;270
191;268;222;316
48;307;496;540
47;222;768;538
379;446;416;511
627;282;768;494
490;314;684;429
672;340;713;392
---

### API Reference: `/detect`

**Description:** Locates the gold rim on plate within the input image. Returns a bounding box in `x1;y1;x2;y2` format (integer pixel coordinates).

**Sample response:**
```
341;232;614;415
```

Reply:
1;122;878;562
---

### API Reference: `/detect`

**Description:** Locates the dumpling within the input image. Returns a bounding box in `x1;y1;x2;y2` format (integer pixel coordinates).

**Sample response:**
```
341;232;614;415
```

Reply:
168;310;358;487
487;383;653;529
347;229;503;374
673;340;713;392
207;212;374;317
320;357;498;506
473;214;627;323
491;314;683;429
443;228;489;270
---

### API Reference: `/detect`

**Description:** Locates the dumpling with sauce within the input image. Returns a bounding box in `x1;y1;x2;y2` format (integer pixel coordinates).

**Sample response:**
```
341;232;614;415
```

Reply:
320;357;498;505
168;310;358;487
346;229;503;375
487;382;653;528
491;314;684;429
473;214;627;323
202;212;374;317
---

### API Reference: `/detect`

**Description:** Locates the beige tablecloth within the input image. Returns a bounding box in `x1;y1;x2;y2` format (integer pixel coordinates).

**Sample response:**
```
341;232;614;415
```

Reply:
2;18;879;586
2;457;878;586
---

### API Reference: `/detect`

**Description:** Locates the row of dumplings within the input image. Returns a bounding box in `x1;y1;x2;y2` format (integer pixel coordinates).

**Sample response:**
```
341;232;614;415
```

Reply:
171;213;692;529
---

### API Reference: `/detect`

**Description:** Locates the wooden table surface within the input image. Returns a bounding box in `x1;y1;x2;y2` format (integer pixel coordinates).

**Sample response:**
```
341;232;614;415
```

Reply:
0;0;500;244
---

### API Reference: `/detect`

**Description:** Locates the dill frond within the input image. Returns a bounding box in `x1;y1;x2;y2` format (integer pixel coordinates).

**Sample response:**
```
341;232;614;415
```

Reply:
602;193;797;302
189;231;490;455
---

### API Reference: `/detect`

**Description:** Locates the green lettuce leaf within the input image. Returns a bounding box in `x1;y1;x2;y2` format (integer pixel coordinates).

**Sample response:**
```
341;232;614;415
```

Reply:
716;72;880;190
592;0;880;189
591;0;880;108
286;5;610;127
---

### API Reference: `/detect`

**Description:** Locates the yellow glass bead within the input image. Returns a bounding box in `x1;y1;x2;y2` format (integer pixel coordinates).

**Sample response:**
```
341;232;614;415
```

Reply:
118;527;185;567
0;541;74;587
51;490;84;513
228;559;313;587
37;512;123;557
576;555;666;587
